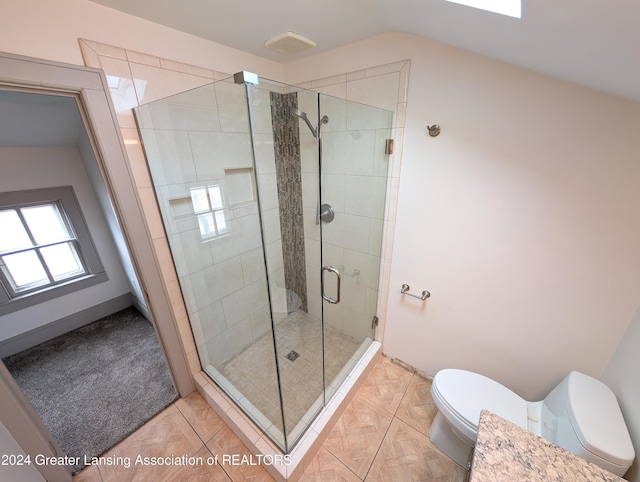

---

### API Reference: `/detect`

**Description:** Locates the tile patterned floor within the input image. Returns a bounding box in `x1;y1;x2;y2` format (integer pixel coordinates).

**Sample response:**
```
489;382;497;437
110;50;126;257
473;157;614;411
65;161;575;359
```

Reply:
219;310;362;435
73;356;466;482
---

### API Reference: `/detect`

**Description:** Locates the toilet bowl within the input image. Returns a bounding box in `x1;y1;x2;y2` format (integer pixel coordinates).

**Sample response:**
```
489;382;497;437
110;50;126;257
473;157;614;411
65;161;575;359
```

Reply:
430;369;635;476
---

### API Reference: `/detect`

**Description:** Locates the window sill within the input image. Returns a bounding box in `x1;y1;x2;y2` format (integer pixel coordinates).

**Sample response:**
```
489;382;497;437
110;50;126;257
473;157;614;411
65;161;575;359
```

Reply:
0;272;108;317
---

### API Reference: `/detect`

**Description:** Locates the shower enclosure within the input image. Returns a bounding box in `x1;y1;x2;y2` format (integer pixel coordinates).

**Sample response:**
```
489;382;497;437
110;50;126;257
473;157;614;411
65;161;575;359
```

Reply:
134;72;392;452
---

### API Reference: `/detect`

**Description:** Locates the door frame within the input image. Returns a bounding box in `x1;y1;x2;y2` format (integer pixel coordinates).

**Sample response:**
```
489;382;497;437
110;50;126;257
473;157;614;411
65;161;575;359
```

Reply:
0;51;194;480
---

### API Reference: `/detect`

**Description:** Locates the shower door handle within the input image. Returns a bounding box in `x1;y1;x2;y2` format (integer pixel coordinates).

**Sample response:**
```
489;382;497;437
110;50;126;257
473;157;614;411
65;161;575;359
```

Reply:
321;266;341;304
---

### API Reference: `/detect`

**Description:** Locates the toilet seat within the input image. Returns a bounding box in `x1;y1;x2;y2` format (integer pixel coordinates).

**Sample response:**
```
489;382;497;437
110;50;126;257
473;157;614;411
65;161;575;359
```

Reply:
432;369;528;441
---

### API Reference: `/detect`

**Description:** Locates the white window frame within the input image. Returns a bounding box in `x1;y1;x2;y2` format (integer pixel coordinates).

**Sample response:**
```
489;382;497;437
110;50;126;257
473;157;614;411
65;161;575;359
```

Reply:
0;186;107;315
190;184;229;241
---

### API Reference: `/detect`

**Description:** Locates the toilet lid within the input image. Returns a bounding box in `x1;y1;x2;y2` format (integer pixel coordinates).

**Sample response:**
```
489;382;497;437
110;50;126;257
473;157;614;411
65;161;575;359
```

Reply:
566;372;635;467
432;369;528;438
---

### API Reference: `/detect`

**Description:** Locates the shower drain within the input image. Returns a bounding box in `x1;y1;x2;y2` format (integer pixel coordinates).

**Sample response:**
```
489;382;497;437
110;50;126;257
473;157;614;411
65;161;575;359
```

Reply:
285;350;300;362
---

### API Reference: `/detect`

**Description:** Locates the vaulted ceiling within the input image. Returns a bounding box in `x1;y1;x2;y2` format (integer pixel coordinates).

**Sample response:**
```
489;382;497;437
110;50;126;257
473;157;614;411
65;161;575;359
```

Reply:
87;0;640;102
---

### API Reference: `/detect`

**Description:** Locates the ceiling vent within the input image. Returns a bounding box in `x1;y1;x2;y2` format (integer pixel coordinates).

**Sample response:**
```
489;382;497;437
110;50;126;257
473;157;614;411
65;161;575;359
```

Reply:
264;32;317;55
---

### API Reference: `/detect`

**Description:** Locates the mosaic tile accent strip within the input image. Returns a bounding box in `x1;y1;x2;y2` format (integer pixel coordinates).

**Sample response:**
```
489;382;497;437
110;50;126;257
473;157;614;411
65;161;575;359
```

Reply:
270;91;308;313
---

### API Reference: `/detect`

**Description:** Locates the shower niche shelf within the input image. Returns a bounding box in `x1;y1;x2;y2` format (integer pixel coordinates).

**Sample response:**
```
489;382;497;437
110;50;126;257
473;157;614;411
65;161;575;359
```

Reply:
224;167;256;206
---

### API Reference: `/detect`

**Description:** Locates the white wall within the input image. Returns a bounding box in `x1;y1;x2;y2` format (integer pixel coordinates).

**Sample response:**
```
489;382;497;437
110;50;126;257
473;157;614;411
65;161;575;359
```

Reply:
78;126;147;313
602;307;640;481
0;0;282;81
0;146;131;340
285;33;640;401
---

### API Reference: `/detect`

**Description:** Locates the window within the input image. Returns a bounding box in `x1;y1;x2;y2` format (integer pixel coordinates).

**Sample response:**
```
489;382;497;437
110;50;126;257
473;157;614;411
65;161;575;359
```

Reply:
190;185;229;240
1;203;84;294
445;0;521;18
0;187;107;314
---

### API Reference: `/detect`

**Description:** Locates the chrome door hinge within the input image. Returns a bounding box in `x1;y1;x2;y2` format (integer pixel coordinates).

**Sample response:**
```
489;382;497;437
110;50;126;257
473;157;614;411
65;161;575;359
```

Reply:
371;315;379;329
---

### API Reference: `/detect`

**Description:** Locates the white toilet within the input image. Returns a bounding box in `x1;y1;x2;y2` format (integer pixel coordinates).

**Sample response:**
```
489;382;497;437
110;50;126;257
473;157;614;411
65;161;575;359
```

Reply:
430;369;635;476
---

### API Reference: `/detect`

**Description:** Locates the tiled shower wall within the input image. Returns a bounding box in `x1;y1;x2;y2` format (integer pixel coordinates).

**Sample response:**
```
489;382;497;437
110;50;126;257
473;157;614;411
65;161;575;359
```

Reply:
79;38;408;377
296;93;393;347
134;80;278;368
269;92;308;314
297;62;409;345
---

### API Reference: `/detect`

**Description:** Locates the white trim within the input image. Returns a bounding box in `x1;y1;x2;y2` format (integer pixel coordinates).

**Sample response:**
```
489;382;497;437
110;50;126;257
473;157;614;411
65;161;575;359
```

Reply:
0;51;193;395
3;52;196;396
0;362;71;482
0;50;195;476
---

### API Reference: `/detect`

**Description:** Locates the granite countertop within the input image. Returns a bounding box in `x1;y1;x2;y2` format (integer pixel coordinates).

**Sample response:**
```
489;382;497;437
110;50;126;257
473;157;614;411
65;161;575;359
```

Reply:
470;409;624;482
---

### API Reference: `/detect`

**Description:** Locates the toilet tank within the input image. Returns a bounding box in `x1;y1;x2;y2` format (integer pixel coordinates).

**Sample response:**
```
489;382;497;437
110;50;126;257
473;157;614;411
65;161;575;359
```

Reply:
541;371;635;477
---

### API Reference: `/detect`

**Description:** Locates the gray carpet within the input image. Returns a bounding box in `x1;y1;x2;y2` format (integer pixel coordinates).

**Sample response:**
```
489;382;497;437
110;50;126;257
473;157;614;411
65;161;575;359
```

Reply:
2;306;178;473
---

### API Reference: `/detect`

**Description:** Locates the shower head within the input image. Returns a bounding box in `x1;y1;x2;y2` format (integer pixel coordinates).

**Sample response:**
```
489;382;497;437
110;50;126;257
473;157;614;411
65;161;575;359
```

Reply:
292;108;318;138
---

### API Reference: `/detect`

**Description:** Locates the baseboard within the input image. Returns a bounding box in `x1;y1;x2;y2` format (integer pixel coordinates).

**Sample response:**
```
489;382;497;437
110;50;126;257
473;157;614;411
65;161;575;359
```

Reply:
131;296;151;321
0;293;134;358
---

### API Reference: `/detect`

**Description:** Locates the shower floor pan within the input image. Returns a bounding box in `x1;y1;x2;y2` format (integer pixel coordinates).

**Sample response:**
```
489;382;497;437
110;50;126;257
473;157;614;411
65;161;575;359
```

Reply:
216;310;363;442
195;328;380;480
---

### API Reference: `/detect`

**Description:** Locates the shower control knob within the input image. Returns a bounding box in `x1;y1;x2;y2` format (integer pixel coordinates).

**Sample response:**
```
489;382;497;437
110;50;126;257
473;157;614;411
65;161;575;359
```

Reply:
319;203;335;223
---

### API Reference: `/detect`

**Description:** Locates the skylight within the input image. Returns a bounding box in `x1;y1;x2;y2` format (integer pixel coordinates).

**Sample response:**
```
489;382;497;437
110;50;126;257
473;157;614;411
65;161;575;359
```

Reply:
446;0;521;18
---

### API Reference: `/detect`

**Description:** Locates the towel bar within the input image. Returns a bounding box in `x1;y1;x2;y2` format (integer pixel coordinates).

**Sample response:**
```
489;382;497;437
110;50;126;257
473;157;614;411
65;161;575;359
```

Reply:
401;284;430;301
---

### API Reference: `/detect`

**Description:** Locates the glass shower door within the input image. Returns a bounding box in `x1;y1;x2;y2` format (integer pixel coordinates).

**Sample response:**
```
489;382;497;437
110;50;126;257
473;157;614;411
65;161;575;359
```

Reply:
318;93;393;400
240;79;393;447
